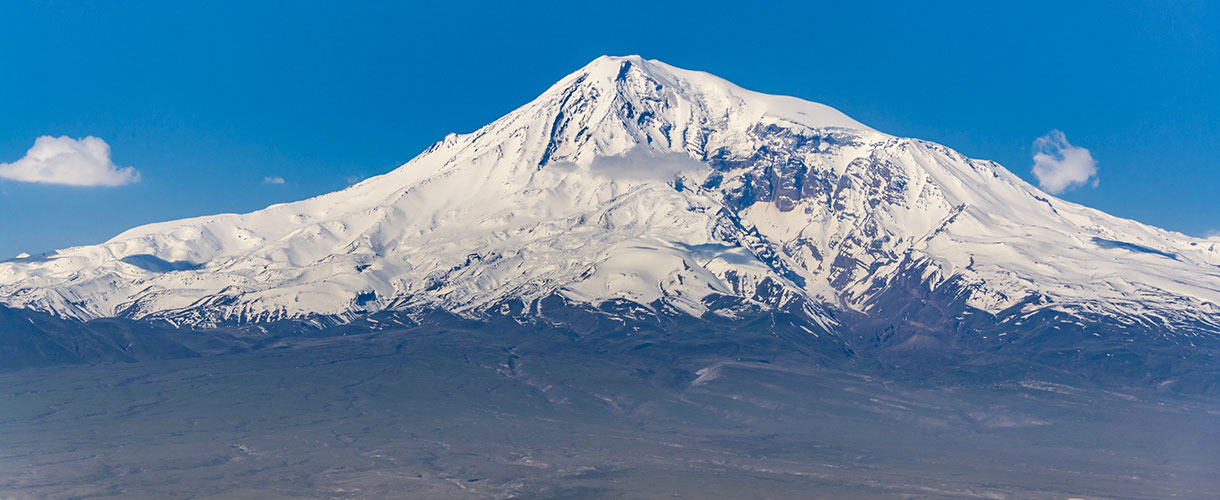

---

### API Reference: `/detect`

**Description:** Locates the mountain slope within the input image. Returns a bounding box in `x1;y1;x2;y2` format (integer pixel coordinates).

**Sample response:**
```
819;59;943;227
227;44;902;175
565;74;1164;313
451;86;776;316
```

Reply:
2;55;1218;340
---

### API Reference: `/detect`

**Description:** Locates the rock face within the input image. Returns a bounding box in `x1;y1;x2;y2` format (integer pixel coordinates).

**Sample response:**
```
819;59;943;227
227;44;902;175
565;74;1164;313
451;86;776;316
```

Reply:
2;55;1218;354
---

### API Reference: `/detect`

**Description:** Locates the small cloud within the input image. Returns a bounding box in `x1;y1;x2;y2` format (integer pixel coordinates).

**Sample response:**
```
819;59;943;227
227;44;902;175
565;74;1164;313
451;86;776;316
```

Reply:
344;175;362;185
551;147;709;182
263;176;286;185
1031;130;1098;194
0;136;139;186
1205;229;1220;240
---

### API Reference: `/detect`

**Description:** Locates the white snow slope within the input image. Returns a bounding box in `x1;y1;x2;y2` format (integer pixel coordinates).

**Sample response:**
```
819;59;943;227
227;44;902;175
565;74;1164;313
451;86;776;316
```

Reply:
2;56;1218;333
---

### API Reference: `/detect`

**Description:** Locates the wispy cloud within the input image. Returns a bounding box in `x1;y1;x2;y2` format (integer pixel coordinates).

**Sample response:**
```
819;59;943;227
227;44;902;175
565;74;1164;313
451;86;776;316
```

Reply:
263;176;286;185
0;136;139;186
1205;229;1220;240
1031;130;1097;194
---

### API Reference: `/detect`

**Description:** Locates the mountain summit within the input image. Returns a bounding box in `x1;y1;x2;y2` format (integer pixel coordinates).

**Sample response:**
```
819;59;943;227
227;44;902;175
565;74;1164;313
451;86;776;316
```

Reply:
3;56;1219;346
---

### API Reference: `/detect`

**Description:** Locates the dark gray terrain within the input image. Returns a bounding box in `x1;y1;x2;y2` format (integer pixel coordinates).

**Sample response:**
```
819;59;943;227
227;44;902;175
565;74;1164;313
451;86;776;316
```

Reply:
2;304;1219;499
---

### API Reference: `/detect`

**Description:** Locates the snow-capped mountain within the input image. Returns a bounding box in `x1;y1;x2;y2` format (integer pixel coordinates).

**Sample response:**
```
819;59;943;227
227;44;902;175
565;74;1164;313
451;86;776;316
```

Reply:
3;55;1219;336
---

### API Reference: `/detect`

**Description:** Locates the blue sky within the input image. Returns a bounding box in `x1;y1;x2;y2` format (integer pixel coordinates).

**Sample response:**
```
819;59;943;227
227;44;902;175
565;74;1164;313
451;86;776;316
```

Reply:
1;1;1217;257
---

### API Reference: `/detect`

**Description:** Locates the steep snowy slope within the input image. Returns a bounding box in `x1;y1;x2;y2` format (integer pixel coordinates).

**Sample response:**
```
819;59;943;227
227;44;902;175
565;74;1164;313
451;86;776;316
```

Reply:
2;56;1218;336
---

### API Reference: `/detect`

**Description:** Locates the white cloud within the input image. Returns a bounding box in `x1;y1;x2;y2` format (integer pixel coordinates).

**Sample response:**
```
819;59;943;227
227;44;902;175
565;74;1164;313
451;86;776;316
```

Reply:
0;136;139;186
1031;130;1097;194
551;147;709;182
263;176;286;185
